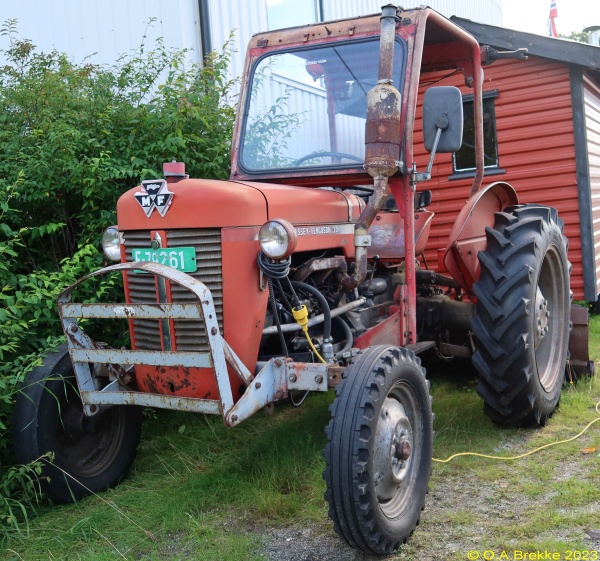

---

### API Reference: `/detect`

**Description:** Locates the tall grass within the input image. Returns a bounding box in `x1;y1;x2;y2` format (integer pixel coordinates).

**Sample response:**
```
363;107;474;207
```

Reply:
3;326;599;560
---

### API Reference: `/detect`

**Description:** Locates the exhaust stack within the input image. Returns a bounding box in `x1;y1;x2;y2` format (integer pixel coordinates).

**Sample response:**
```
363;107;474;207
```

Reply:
340;4;402;289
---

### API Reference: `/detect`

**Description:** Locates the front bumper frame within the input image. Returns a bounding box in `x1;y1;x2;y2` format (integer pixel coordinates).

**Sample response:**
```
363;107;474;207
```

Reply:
58;261;332;426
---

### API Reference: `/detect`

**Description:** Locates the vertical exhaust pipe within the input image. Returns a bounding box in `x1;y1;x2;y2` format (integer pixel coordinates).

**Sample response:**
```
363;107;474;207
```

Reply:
340;4;402;289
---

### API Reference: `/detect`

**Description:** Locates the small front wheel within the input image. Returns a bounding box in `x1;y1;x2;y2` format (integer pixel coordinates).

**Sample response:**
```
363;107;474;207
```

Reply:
13;345;143;503
323;346;433;555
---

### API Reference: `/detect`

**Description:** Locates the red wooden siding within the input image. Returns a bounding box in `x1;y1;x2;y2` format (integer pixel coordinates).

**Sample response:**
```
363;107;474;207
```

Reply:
585;76;600;300
414;56;584;297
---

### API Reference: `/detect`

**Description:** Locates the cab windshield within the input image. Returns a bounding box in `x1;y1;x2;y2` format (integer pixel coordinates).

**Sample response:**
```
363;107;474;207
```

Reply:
240;38;406;173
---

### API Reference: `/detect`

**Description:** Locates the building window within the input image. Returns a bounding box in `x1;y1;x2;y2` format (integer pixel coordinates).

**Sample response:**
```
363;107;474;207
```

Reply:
452;90;502;177
266;0;321;30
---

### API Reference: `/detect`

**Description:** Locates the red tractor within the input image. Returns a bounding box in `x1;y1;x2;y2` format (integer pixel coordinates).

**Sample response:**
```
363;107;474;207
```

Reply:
14;5;576;555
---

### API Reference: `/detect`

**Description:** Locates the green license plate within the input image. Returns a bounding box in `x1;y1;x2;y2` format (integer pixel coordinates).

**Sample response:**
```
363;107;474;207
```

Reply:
131;247;197;273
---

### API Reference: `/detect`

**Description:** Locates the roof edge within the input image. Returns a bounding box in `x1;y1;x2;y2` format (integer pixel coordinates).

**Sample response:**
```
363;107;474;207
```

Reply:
450;15;600;71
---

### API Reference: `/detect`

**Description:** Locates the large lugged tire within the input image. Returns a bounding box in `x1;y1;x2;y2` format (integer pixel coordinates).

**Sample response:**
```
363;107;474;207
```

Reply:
472;205;570;427
323;346;433;555
13;345;143;503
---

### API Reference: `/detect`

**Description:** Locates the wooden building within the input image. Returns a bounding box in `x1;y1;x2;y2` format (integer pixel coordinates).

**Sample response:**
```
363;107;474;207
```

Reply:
415;18;600;302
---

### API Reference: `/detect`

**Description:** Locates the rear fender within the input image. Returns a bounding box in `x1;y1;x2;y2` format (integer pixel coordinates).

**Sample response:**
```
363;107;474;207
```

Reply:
443;181;518;295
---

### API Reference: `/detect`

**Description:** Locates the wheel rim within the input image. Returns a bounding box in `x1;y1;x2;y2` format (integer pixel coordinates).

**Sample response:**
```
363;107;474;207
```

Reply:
372;382;421;519
534;245;567;392
56;382;128;478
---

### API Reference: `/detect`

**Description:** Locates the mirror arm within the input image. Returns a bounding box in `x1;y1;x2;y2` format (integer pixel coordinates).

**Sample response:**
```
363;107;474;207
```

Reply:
414;115;448;185
424;125;443;178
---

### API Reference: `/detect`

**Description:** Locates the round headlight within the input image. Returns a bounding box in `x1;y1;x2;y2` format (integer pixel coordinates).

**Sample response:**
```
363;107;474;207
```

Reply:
102;226;121;261
259;219;297;260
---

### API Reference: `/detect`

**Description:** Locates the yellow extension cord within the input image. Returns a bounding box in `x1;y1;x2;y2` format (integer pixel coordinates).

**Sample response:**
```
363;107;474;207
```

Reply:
432;401;600;463
292;304;326;364
289;301;598;461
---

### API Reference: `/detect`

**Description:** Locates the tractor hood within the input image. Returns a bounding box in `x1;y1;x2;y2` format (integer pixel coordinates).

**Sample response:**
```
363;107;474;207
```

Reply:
116;178;363;231
234;181;363;224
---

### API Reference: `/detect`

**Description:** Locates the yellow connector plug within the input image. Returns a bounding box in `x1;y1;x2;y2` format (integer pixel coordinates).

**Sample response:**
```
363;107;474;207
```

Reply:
292;305;309;331
292;305;325;364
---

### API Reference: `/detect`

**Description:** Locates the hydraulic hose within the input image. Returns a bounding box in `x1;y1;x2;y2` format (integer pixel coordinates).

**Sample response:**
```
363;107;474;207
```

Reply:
261;297;366;335
290;281;332;344
333;316;354;359
257;252;292;357
267;278;288;357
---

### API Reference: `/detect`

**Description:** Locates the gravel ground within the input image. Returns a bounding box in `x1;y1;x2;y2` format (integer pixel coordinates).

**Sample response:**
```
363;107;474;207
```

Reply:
259;525;375;561
256;466;600;561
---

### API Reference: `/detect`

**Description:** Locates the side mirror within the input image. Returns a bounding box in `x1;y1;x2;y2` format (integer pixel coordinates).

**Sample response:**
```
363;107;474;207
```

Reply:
423;86;463;153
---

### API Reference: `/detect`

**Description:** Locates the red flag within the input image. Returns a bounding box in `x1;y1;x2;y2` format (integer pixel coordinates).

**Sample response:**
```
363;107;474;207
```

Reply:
547;0;558;37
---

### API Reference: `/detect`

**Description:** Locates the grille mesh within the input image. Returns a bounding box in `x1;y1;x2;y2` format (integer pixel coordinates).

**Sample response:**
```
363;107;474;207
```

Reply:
122;229;223;352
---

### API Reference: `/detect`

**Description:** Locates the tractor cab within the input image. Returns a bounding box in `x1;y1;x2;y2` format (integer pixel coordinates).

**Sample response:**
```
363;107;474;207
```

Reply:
231;7;481;194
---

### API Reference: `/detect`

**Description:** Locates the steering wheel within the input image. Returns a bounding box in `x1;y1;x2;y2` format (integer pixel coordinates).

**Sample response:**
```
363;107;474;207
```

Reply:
293;151;364;167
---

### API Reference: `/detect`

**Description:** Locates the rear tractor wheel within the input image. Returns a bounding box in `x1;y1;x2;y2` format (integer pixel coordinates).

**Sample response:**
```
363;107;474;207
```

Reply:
13;345;143;503
472;205;571;427
323;346;433;555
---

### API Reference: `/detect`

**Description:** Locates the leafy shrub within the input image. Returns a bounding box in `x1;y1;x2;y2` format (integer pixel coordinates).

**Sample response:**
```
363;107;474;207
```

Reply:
0;456;48;541
0;20;237;535
0;20;236;268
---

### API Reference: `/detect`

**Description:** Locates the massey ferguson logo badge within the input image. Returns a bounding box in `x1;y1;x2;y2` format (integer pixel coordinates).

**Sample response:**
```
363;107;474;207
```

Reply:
134;179;174;217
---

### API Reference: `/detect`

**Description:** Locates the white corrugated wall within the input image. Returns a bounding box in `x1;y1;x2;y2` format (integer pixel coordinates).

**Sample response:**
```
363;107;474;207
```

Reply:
409;0;503;24
321;0;383;21
1;0;503;80
209;1;504;82
207;0;268;82
0;0;202;66
322;0;503;24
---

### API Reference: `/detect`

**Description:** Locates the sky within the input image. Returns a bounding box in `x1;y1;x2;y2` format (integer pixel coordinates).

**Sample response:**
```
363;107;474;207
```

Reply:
502;0;599;37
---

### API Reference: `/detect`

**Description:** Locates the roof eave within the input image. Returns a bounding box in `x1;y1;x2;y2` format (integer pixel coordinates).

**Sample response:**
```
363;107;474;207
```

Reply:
450;15;600;71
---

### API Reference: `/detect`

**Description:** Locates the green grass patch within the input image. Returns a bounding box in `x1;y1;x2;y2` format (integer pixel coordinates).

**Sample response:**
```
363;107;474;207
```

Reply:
3;393;333;560
3;333;600;560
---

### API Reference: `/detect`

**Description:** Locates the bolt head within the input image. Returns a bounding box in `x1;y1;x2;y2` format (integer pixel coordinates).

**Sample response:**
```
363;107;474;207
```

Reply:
315;374;323;384
211;327;218;336
255;382;261;389
399;440;412;461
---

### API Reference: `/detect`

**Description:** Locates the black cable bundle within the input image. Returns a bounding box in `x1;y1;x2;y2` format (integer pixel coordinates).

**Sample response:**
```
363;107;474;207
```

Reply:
257;252;292;356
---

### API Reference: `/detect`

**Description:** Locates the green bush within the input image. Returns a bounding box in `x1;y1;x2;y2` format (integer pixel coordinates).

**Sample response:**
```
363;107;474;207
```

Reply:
0;19;237;535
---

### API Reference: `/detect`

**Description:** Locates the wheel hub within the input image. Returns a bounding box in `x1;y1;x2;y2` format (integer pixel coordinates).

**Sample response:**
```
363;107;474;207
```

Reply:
63;406;100;440
373;397;413;502
63;407;86;440
534;287;549;350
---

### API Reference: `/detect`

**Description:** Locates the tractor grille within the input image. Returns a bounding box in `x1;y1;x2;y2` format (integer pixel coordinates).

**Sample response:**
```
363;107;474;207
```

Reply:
122;229;223;352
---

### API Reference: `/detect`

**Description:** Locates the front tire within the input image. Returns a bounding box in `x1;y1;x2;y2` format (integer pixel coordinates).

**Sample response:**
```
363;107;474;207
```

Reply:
323;346;433;555
472;205;571;427
13;345;143;503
